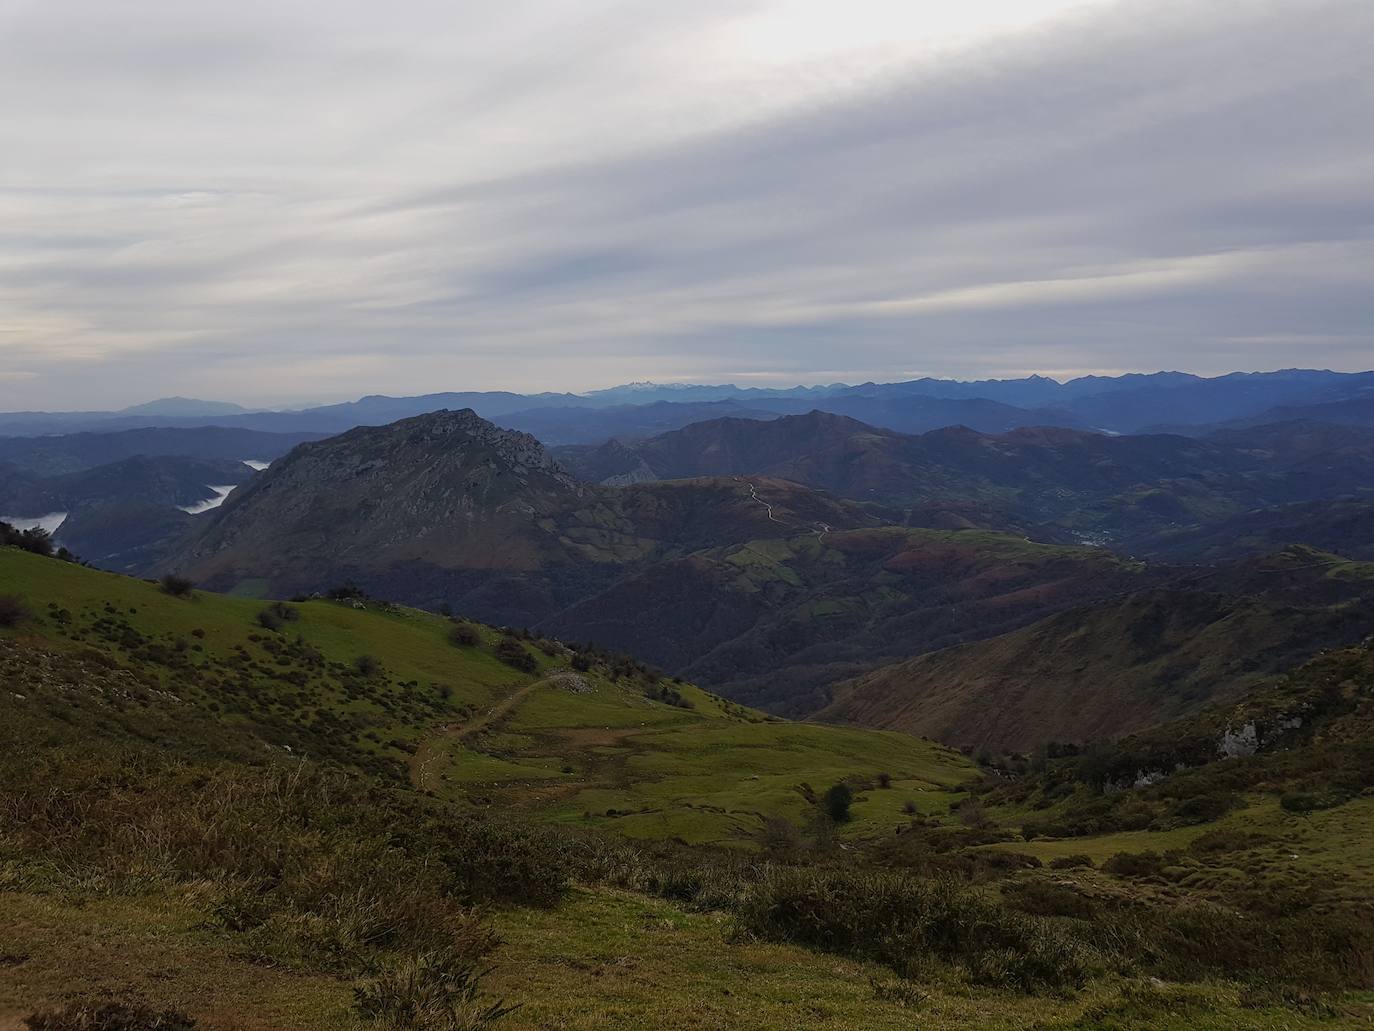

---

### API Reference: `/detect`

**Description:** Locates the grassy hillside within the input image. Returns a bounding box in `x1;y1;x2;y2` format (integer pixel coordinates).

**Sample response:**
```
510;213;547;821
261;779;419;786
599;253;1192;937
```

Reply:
0;546;969;842
4;544;1373;1029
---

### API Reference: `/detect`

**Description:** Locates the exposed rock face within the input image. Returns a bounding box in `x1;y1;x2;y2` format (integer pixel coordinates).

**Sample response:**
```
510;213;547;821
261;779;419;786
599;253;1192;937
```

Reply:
172;410;586;587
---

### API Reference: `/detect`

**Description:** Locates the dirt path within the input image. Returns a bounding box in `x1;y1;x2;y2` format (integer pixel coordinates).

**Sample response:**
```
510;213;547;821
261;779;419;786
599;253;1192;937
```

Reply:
410;676;547;791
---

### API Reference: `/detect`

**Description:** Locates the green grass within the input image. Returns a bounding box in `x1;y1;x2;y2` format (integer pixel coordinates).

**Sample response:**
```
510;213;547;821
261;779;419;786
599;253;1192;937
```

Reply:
5;544;1374;1029
0;546;975;845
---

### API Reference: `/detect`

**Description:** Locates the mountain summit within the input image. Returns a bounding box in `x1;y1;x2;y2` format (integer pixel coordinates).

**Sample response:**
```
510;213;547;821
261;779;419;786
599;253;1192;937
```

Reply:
171;409;585;589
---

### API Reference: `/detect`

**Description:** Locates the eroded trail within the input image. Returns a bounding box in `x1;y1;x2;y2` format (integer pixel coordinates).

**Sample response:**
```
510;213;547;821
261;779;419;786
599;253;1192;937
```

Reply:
410;676;547;791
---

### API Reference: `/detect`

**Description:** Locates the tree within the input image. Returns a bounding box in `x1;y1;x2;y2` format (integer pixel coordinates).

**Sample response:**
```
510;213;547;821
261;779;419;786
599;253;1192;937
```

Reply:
449;622;480;647
823;782;853;823
159;574;195;598
0;593;27;627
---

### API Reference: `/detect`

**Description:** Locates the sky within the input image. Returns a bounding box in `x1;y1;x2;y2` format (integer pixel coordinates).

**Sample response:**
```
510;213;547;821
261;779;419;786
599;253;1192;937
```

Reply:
1;0;1371;410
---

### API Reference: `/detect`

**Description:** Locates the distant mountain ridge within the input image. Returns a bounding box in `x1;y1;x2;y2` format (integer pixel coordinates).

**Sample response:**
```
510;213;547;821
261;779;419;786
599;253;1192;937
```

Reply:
8;368;1374;439
554;410;1374;548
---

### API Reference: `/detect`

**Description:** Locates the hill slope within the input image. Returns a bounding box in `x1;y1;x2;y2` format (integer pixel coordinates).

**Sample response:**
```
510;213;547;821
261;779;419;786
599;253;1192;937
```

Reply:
4;544;1374;1028
821;547;1374;752
0;545;967;843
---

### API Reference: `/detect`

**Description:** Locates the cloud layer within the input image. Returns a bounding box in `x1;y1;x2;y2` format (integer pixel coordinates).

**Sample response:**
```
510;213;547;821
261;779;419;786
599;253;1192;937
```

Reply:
1;0;1371;408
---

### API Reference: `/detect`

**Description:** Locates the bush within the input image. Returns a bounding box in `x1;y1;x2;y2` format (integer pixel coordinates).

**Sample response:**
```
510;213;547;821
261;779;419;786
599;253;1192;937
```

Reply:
1188;829;1273;854
356;654;381;677
0;593;28;627
735;868;1093;991
1002;880;1097;919
823;782;853;823
353;952;516;1030
1280;790;1348;814
1102;850;1168;879
159;574;195;598
24;1001;197;1030
494;637;537;674
449;623;480;648
1165;790;1237;826
1048;854;1095;870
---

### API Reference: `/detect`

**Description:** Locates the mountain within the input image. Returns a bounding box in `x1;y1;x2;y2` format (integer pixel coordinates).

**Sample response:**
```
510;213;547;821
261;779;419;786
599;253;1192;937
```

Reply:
117;396;251;417
502;395;1080;444
163;406;1374;721
821;547;1374;752
6;368;1373;440
163;410;1173;711
171;409;589;597
165;410;879;626
0;426;321;476
553;411;897;485
495;400;784;444
53;501;198;572
1203;393;1374;432
1132;498;1374;563
556;410;1374;544
543;526;1151;714
0;455;256;518
1066;370;1374;433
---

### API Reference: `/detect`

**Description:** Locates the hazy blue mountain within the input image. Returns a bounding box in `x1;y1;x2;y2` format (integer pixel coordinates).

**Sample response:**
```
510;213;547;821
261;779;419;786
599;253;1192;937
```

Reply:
4;368;1372;439
118;397;251;417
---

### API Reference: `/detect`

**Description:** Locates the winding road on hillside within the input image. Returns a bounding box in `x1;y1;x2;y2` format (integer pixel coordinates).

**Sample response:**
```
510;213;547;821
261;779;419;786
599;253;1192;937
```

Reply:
734;475;833;543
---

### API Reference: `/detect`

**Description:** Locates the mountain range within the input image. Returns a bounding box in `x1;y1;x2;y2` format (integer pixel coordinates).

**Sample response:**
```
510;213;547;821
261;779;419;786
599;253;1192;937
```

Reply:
7;368;1374;438
150;403;1374;734
4;367;1373;749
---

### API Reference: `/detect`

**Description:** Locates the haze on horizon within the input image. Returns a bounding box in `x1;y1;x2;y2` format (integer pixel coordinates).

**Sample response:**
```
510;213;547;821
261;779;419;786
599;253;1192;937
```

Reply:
2;0;1371;411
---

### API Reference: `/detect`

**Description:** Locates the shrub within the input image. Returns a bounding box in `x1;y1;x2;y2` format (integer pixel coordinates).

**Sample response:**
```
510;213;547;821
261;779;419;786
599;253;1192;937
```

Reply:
1165;790;1237;825
494;637;537;674
1188;829;1273;854
823;782;853;823
159;574;195;598
877;772;892;789
735;868;1092;991
1002;880;1097;919
356;654;381;677
448;623;480;648
24;1001;197;1030
1280;790;1347;814
0;593;28;627
1048;854;1095;870
1102;850;1168;879
353;952;516;1030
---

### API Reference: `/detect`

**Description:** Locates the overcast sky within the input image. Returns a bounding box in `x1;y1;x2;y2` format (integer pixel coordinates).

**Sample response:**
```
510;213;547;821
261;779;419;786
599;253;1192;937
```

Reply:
1;0;1371;409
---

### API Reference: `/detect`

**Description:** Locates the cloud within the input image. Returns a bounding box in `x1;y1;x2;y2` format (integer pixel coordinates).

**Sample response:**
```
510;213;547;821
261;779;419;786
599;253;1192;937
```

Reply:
0;0;1371;408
